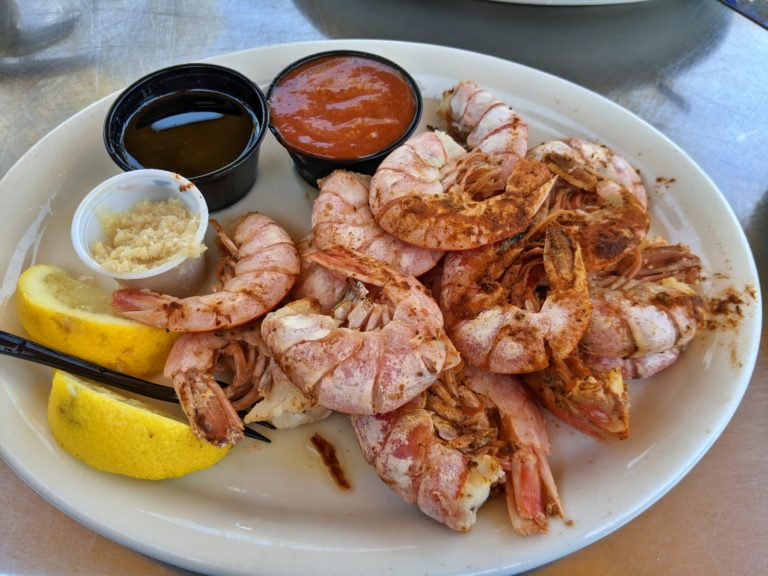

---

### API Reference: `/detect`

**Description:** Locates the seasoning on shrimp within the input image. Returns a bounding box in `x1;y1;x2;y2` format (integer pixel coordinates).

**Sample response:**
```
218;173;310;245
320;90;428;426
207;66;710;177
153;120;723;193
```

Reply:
369;81;548;251
527;138;650;272
92;197;205;274
524;353;630;441
441;226;591;374
581;241;706;380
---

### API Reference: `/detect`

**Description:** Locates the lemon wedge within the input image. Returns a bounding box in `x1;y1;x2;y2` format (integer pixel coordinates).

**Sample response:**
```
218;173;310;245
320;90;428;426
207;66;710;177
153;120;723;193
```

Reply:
48;370;230;479
15;264;177;377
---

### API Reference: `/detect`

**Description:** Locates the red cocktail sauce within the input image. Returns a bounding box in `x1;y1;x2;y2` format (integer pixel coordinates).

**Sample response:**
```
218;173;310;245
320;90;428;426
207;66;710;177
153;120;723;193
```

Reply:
269;55;417;160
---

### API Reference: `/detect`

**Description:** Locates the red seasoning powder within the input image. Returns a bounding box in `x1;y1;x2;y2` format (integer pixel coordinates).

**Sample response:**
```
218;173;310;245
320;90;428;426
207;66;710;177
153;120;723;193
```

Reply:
269;55;417;160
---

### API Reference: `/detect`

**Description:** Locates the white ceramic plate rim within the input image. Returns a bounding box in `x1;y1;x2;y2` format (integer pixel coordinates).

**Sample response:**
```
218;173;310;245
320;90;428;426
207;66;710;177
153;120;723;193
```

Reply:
0;39;761;576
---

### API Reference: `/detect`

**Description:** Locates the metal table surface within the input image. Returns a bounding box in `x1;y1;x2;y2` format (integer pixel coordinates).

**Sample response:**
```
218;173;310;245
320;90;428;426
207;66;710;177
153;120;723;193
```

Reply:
0;1;765;574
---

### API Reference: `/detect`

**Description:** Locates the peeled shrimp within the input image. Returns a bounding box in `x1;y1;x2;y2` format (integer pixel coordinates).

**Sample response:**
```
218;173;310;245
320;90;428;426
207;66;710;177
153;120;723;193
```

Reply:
262;247;460;415
441;225;592;374
352;366;562;535
113;212;300;332
369;81;553;250
313;170;443;276
528;140;650;272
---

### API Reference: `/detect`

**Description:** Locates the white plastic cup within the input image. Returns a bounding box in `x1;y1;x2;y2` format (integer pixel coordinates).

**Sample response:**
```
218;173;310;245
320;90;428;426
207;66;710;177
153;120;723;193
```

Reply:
71;169;209;298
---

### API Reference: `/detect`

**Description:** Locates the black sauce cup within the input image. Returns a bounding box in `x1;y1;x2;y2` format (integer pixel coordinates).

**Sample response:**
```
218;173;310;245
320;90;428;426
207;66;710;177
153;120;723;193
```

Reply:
266;50;423;187
103;63;268;212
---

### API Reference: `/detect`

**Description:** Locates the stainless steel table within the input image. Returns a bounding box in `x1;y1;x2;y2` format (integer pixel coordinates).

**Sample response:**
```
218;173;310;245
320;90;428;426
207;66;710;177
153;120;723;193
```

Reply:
1;1;765;574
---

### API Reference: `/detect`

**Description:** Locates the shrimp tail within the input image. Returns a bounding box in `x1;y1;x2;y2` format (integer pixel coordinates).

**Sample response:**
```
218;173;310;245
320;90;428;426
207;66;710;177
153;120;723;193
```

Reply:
465;367;563;535
505;446;558;535
173;370;244;447
163;332;246;447
113;288;176;322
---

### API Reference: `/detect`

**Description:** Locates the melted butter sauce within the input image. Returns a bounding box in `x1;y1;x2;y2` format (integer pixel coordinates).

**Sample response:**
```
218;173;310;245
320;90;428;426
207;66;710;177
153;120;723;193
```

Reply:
123;90;257;178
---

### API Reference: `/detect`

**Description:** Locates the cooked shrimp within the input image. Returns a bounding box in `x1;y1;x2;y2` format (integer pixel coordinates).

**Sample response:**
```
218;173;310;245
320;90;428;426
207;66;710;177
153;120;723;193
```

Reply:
261;247;460;415
352;366;562;535
581;240;706;379
524;353;629;441
313;170;443;276
441;225;592;374
583;348;682;380
527;138;647;207
592;237;703;288
582;277;706;363
370;87;553;250
113;212;300;332
436;80;528;178
164;319;328;445
290;234;350;314
163;330;250;447
528;140;650;272
369;133;554;250
464;366;563;535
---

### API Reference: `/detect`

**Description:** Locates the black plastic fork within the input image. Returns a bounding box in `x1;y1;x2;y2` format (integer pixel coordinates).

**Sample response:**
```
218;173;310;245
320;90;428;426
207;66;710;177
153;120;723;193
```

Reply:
0;330;271;442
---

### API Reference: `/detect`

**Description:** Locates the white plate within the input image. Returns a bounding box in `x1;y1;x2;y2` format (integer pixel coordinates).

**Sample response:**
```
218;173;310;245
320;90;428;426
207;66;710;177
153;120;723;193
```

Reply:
0;40;761;576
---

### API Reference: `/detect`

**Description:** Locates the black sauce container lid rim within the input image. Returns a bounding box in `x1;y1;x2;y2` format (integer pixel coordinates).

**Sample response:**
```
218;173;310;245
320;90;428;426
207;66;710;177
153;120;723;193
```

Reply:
104;63;269;182
266;49;423;164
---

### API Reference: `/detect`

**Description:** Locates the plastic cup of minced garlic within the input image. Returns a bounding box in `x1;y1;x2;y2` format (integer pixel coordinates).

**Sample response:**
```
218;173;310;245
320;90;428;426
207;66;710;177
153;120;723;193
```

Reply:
71;169;209;297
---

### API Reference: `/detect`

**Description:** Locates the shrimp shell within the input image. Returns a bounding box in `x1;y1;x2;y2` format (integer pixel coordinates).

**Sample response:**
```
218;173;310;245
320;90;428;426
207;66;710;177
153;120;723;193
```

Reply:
441;226;592;374
352;367;562;534
582;278;706;359
113;212;300;332
262;248;460;415
163;331;245;447
437;79;528;177
369;132;556;250
524;353;630;441
290;234;349;314
313;170;443;276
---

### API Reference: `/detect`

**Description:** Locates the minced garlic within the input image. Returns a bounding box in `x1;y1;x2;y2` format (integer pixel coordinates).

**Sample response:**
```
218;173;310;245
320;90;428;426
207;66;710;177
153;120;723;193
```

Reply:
92;197;206;274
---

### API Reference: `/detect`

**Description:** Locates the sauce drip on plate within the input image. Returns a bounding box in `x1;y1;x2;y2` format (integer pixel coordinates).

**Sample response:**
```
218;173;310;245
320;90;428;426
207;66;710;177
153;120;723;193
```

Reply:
269;55;417;160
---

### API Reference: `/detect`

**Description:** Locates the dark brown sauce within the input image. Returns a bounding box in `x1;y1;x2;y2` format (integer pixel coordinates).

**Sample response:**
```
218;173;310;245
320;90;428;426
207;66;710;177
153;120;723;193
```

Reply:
310;433;351;490
123;90;256;178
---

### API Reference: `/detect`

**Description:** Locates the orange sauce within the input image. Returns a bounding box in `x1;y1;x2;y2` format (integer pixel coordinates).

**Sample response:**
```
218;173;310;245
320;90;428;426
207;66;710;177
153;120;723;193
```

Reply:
269;55;417;160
